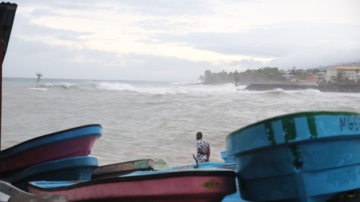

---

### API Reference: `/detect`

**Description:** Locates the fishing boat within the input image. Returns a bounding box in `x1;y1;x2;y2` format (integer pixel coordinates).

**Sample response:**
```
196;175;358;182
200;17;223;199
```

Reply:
171;156;249;202
221;151;235;163
0;180;68;201
0;124;102;176
226;111;360;202
172;161;236;170
92;159;154;180
152;158;172;170
1;156;98;191
29;169;237;202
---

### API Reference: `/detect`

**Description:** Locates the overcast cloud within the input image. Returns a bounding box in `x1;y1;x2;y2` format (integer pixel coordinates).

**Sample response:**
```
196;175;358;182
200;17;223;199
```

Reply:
3;0;360;81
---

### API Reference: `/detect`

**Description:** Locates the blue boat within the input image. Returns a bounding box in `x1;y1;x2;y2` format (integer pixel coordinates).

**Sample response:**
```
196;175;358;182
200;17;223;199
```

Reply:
172;161;236;170
221;151;236;163
1;156;98;191
226;111;360;202
218;152;249;202
0;124;102;176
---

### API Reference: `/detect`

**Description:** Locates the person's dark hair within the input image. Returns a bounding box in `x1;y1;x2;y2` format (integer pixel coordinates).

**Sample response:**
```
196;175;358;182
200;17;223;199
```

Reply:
196;132;202;138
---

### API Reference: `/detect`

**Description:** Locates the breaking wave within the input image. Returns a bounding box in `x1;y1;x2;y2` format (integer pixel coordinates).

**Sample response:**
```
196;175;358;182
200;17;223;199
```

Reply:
94;82;246;94
28;79;324;95
28;87;48;91
38;82;77;89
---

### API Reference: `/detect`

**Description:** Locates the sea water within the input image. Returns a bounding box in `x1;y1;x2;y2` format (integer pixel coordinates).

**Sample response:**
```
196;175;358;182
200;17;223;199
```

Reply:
2;77;360;166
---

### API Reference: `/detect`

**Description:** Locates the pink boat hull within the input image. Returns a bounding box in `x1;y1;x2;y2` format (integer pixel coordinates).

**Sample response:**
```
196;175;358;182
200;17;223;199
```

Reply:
29;173;236;202
1;135;97;176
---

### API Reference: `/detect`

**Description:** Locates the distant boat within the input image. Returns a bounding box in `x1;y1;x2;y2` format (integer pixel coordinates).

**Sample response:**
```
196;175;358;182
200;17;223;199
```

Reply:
1;156;98;191
29;170;237;202
226;111;360;202
0;124;102;177
92;159;154;180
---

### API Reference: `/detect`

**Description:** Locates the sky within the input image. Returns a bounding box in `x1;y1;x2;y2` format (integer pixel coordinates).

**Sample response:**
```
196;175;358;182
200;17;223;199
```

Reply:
3;0;360;81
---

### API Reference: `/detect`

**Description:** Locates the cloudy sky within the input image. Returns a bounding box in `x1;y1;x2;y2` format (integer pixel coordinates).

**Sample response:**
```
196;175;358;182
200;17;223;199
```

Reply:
3;0;360;81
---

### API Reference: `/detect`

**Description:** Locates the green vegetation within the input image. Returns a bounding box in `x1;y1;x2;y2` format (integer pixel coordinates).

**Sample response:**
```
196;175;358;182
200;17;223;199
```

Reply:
199;67;283;85
199;67;324;85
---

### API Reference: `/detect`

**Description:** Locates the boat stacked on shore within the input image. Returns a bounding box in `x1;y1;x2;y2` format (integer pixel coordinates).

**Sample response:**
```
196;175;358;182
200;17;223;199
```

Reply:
2;111;360;202
2;2;360;202
0;123;238;201
226;111;360;202
0;124;102;192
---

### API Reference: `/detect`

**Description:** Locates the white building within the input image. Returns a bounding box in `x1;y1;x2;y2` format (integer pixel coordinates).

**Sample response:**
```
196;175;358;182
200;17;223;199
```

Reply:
325;63;360;82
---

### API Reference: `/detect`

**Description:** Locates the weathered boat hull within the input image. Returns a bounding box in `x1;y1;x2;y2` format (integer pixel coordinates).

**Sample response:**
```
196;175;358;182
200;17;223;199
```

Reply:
0;124;102;176
0;180;68;202
226;111;360;202
29;170;237;202
172;162;235;170
92;159;154;179
2;156;98;191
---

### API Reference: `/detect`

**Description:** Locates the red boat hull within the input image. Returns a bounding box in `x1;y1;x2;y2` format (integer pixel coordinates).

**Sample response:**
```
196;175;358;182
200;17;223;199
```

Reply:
29;171;236;202
1;135;97;176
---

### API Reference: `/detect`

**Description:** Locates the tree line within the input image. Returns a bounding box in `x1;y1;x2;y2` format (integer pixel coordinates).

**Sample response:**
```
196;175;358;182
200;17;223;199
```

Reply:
199;67;323;85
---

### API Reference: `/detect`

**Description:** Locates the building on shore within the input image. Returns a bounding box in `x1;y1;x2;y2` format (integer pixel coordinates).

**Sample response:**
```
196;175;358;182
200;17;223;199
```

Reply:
305;75;319;83
325;63;360;82
282;74;297;82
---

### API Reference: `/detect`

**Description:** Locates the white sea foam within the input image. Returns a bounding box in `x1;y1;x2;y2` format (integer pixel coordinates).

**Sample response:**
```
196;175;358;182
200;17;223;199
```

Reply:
94;82;244;94
40;82;75;89
5;78;360;167
42;83;53;87
171;80;202;85
269;88;285;92
28;87;48;91
95;82;136;91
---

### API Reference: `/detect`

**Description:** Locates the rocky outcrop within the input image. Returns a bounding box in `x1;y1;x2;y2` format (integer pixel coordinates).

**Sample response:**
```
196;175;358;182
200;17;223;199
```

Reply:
245;83;360;93
318;85;360;93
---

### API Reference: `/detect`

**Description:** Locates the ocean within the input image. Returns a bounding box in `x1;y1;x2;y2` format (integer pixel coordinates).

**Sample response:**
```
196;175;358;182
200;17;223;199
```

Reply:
2;77;360;166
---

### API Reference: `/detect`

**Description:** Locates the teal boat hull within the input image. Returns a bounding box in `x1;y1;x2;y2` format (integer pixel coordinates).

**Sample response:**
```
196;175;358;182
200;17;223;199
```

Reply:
226;111;360;202
1;156;98;191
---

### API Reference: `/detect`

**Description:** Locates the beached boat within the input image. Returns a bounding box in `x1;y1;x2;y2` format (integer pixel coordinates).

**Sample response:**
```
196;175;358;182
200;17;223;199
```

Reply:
0;124;102;176
1;156;98;191
92;159;153;179
171;158;249;202
226;111;360;202
172;161;236;170
152;158;172;170
0;180;68;202
29;169;236;202
221;151;235;163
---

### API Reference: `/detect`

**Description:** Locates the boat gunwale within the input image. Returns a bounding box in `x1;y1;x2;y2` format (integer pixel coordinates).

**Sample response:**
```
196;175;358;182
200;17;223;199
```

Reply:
93;159;154;171
231;134;360;157
226;111;360;140
92;159;155;179
29;170;236;191
2;156;99;183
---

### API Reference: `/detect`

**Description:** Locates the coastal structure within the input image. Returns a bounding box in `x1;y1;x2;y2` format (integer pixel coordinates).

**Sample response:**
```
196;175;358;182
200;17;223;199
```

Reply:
36;72;42;88
325;63;360;82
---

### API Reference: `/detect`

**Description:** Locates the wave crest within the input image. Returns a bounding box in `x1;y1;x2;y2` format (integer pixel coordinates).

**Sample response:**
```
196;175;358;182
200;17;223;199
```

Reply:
95;82;135;91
